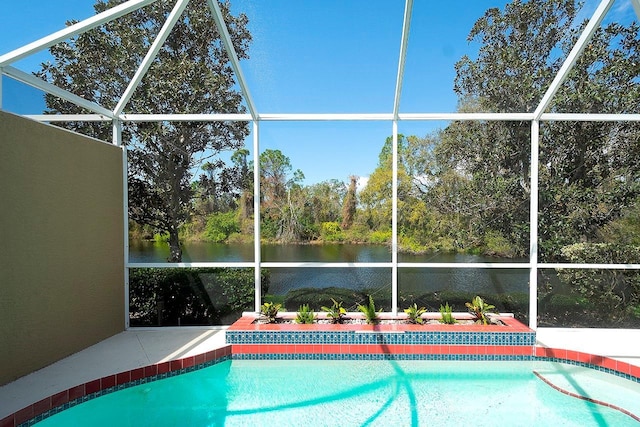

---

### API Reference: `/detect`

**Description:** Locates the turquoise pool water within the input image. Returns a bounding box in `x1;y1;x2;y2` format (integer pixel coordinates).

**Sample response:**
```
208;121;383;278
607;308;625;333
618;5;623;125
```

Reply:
35;360;640;426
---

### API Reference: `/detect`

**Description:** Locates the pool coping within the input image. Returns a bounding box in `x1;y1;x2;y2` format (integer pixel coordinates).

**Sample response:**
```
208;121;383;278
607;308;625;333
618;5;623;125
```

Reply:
228;312;533;332
227;314;536;355
3;337;640;426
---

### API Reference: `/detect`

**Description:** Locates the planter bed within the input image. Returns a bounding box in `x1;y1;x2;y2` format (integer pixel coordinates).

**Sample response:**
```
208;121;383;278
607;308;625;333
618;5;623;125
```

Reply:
227;312;536;358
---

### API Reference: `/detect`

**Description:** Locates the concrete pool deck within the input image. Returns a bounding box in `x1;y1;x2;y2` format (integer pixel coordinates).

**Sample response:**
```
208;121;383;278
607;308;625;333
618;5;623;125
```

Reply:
1;327;639;422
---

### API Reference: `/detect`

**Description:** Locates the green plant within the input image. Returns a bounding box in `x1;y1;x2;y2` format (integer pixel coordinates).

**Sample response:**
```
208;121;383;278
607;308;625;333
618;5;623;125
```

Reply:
260;302;282;323
295;304;316;324
404;303;426;324
465;296;495;325
439;302;457;324
369;230;392;244
357;295;381;324
204;211;240;243
321;298;347;324
320;222;344;242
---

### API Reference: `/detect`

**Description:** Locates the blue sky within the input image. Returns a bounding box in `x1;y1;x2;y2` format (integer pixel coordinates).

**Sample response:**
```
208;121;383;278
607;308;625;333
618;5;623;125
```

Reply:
0;0;633;185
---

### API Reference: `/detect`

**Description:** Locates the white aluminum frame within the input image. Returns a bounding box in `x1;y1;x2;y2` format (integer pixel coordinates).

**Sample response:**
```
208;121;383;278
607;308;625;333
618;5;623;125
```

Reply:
114;0;190;116
1;0;639;329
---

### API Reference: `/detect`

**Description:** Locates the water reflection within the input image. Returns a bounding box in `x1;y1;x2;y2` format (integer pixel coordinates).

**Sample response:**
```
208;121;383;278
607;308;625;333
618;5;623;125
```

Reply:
129;242;529;296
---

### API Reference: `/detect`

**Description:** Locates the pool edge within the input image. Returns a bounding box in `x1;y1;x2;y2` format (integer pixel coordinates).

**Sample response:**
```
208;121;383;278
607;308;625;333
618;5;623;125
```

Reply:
4;344;640;427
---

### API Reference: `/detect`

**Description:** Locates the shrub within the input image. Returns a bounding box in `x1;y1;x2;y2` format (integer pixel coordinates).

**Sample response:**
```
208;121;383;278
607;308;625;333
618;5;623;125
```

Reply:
295;304;316;324
357;295;381;324
129;268;269;326
465;296;495;325
260;302;281;323
439;302;457;324
404;303;426;324
153;231;169;242
483;230;516;258
559;243;640;324
204;211;240;243
370;230;392;244
320;221;344;242
321;298;347;324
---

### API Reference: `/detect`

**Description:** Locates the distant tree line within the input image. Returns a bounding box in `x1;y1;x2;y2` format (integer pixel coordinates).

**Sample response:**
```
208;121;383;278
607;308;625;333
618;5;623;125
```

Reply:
41;0;640;265
38;0;640;326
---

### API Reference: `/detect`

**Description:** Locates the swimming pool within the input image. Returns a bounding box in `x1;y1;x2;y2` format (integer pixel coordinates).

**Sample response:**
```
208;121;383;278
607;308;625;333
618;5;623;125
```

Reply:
32;359;640;426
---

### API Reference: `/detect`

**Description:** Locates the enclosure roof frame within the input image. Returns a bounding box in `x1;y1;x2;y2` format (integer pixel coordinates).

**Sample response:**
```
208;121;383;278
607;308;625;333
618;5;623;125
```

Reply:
2;0;639;329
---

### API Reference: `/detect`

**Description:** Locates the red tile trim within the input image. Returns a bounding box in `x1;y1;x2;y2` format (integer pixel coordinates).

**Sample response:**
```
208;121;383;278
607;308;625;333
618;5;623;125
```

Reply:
195;353;206;365
13;406;34;426
130;367;145;382
170;359;183;372
0;415;14;427
156;361;171;374
68;384;85;401
50;390;69;408
143;364;158;378
5;344;233;427
85;379;101;395
116;372;130;386
6;340;638;427
100;374;116;390
32;397;51;416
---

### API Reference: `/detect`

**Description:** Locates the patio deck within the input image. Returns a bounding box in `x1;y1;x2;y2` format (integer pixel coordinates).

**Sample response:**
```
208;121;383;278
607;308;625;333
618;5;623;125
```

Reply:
1;327;639;421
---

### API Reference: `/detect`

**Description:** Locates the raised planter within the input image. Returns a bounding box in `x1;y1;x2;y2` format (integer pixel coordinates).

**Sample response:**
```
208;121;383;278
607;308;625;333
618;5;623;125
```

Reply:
226;312;536;359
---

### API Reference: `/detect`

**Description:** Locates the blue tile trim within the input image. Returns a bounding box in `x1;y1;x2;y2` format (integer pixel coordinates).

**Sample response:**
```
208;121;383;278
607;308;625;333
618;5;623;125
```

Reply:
226;330;536;346
232;353;535;361
18;355;232;427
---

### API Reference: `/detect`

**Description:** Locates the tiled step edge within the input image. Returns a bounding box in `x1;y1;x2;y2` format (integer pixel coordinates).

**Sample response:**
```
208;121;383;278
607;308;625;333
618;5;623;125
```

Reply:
535;346;640;383
0;346;232;427
533;370;640;423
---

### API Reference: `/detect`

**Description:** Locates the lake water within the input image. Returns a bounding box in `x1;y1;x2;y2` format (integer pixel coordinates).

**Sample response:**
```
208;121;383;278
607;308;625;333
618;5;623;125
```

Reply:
129;241;529;296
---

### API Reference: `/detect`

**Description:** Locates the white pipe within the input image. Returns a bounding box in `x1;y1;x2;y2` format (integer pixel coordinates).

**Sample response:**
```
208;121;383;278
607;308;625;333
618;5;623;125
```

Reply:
393;0;413;119
0;0;158;67
114;0;191;115
206;0;257;120
529;120;540;330
253;121;262;313
25;114;112;122
121;113;253;122
3;66;114;117
534;0;615;119
392;121;399;315
114;120;131;329
258;113;392;121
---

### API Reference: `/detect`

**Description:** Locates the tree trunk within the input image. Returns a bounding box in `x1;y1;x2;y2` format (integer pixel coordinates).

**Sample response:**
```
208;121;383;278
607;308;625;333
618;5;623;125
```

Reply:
167;228;182;262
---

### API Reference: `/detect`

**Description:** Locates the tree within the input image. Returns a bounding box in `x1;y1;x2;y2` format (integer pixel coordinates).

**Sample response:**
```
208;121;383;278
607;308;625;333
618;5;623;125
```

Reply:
341;176;357;230
448;0;640;260
259;149;305;241
359;135;412;235
306;179;347;226
538;22;640;260
37;0;252;262
444;0;579;256
231;148;253;222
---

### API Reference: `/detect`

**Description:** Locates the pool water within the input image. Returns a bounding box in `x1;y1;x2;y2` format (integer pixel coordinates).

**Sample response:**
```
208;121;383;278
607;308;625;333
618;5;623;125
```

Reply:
36;360;640;426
